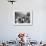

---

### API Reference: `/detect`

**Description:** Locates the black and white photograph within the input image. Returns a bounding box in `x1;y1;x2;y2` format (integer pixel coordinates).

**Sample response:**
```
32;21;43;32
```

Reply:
15;11;32;26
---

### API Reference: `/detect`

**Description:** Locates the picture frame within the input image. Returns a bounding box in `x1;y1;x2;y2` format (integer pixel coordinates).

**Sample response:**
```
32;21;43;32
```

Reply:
14;10;33;26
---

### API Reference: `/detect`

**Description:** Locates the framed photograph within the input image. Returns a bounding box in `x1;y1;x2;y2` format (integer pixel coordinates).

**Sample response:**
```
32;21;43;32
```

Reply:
14;10;33;26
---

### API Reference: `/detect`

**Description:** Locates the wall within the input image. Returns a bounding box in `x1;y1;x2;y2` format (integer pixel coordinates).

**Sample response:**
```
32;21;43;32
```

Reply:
0;0;46;41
